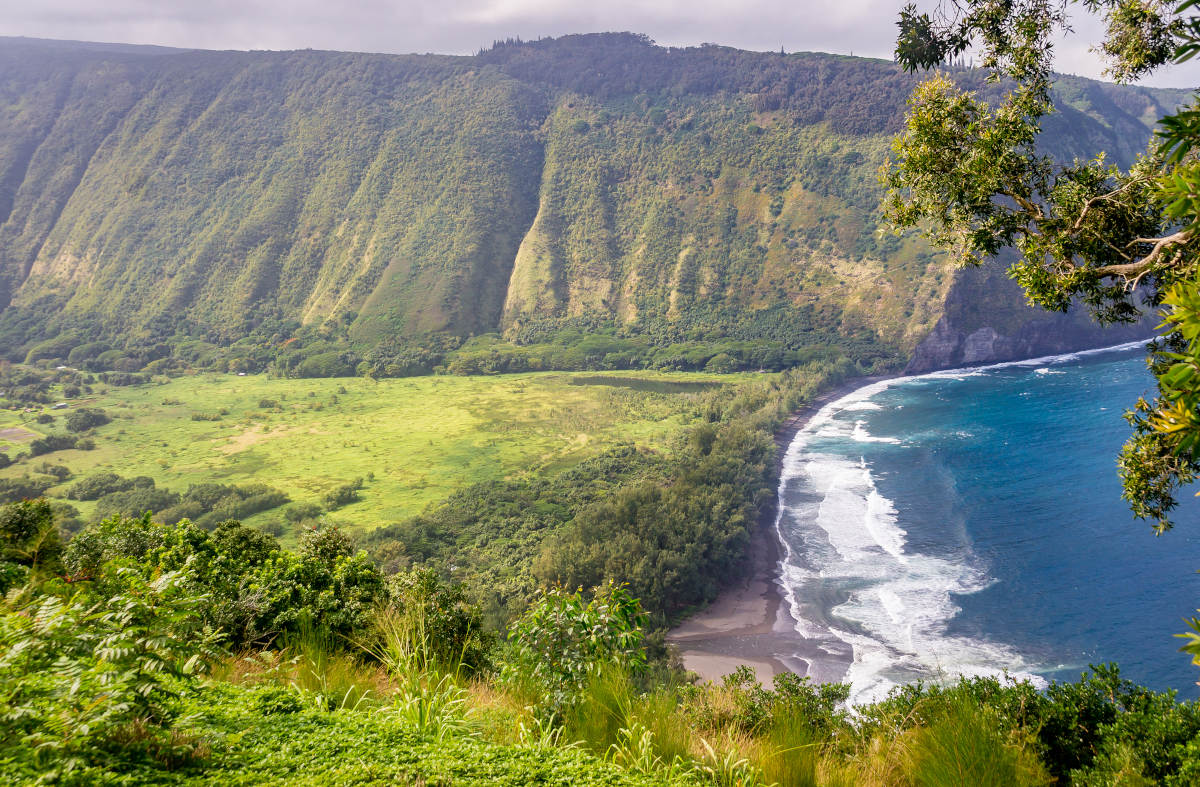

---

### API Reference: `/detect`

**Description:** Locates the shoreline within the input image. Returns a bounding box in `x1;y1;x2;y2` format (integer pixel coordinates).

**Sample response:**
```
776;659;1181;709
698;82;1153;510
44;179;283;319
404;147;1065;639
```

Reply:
667;373;889;685
665;337;1150;687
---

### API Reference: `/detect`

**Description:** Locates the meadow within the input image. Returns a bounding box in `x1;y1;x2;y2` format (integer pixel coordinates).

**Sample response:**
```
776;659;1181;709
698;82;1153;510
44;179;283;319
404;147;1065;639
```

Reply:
0;370;757;537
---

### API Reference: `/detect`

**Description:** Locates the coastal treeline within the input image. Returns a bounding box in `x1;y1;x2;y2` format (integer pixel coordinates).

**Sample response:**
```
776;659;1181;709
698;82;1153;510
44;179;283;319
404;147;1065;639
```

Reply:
364;358;851;624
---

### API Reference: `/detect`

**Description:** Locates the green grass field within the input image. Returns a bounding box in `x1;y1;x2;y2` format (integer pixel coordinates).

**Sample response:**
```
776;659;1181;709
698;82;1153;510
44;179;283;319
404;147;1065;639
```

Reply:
0;371;763;535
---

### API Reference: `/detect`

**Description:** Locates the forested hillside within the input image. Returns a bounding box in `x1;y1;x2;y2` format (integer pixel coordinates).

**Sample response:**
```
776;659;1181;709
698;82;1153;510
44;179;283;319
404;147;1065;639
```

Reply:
0;33;1177;375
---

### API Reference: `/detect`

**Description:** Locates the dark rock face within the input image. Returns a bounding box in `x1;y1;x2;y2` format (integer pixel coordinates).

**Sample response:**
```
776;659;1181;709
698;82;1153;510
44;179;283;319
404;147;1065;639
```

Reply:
904;262;1153;374
904;314;1151;373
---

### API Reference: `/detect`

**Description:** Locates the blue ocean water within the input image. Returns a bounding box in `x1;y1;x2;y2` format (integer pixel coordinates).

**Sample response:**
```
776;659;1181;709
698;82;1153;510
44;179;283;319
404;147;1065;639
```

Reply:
776;342;1200;704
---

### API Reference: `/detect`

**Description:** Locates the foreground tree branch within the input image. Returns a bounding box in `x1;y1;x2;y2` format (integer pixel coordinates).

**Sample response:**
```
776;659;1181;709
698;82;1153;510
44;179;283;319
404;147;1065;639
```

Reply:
885;0;1200;535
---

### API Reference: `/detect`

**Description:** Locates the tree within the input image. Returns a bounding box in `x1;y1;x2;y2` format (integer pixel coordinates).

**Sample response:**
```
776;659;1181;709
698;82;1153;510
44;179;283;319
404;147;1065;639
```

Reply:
501;581;649;711
884;0;1200;533
65;407;109;433
0;499;62;590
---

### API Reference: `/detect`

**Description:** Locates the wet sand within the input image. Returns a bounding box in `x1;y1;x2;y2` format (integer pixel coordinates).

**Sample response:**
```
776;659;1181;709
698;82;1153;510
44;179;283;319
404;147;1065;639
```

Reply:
666;375;887;685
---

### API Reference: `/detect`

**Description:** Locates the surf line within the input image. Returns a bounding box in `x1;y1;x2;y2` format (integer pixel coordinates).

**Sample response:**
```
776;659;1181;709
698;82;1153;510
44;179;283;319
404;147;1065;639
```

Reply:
766;341;1149;704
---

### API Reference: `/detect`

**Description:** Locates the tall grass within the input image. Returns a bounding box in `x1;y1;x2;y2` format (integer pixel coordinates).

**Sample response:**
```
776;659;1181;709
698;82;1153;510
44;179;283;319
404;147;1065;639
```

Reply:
751;712;824;787
217;618;1059;786
358;605;474;740
898;697;1051;786
281;625;379;712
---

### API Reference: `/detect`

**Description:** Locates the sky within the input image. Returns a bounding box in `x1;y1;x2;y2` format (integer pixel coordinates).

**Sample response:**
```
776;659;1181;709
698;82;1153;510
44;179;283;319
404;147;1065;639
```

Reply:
2;0;1198;89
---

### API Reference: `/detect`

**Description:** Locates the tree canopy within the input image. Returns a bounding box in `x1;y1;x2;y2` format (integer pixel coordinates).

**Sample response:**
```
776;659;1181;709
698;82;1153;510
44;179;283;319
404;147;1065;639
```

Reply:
884;0;1200;533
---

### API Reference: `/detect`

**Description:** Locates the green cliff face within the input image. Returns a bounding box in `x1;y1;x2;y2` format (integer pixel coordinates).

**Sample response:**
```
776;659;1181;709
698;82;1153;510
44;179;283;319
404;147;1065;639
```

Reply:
0;34;1182;370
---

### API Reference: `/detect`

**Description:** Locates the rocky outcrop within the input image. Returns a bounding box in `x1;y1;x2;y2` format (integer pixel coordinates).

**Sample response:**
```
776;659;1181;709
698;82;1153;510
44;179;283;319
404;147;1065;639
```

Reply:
904;263;1153;374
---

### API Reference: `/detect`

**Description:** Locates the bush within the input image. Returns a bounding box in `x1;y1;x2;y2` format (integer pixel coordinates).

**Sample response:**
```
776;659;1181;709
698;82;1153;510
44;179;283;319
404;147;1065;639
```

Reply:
0;568;223;775
29;435;76;456
295;351;358;378
65;407;109;433
323;480;363;509
382;567;495;675
0;499;62;588
284;502;324;522
37;464;70;481
97;372;148;386
0;477;55;504
66;472;149;501
94;487;182;521
502;581;648;711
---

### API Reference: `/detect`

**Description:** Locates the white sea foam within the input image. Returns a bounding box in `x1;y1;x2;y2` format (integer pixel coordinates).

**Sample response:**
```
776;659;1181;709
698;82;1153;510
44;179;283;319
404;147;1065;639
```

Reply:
852;421;901;444
773;356;1066;705
824;339;1149;409
841;401;883;412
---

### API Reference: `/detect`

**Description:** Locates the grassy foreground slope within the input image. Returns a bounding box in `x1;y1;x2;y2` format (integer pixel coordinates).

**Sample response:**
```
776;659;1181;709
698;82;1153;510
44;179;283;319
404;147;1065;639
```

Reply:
0;370;745;534
6;503;1199;786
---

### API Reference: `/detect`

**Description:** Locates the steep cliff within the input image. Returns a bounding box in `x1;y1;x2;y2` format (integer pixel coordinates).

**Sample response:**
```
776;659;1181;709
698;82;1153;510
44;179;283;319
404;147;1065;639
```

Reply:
904;260;1154;374
0;34;1181;373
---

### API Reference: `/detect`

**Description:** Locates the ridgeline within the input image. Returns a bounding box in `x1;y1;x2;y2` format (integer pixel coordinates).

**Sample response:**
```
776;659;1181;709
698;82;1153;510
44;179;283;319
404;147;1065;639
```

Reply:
0;33;1170;376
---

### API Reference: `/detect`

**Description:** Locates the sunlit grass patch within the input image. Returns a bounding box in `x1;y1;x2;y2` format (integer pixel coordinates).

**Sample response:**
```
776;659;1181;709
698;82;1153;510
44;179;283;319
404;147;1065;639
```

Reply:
0;370;765;539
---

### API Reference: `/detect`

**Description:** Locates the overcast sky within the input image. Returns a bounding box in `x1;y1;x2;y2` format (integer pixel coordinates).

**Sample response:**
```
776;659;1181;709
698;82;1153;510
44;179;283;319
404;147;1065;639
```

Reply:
3;0;1198;88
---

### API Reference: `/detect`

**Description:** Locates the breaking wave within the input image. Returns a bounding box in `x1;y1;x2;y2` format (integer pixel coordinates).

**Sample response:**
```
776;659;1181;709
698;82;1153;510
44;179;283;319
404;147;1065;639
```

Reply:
767;343;1154;704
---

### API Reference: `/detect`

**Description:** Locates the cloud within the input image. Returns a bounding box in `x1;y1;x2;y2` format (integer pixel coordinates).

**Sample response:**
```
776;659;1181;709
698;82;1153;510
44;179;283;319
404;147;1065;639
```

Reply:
0;0;1196;87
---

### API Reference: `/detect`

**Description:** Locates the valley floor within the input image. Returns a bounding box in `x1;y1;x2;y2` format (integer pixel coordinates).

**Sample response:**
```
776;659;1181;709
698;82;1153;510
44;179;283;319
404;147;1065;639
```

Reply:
0;369;758;540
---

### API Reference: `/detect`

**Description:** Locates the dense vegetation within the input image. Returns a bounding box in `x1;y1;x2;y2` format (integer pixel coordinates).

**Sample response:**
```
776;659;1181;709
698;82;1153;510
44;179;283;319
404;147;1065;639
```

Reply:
6;495;1200;785
0;35;1179;379
362;359;853;624
0;365;787;541
0;355;850;622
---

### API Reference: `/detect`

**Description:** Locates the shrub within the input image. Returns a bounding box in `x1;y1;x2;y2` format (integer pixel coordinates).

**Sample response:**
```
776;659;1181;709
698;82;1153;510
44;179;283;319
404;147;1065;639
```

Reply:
382;567;495;675
94;487;182;521
295;351;358;378
29;435;76;456
0;568;223;776
37;463;70;481
502;581;648;711
98;372;148;386
284;502;324;523
0;476;55;503
0;500;62;588
65;407;109;433
191;412;222;422
323;479;363;509
66;472;149;501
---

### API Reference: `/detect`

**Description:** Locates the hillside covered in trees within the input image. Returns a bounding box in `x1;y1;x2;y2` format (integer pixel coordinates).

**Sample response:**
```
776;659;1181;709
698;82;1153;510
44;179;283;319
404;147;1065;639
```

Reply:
0;33;1174;376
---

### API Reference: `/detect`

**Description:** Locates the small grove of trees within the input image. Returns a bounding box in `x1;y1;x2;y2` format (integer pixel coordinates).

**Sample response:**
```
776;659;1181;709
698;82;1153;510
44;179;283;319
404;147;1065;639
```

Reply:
64;473;290;530
65;407;109;433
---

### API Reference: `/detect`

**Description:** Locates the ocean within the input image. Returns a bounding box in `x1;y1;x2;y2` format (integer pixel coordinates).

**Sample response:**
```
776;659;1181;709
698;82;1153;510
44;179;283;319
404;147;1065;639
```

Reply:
776;341;1200;705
